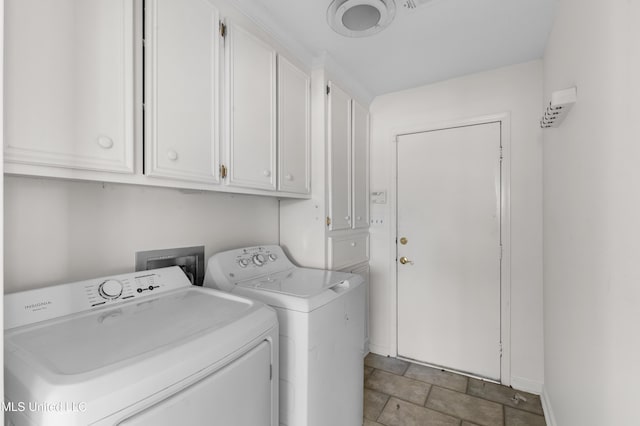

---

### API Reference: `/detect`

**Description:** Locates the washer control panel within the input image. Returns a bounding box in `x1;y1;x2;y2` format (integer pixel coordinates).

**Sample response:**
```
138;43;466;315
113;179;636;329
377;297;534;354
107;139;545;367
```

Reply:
5;266;192;329
206;245;296;288
235;247;280;269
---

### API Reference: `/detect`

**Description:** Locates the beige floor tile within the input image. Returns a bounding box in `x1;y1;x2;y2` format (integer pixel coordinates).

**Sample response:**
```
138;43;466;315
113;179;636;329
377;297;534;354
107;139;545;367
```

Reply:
364;366;375;378
378;397;460;426
505;406;546;426
365;370;431;406
467;379;544;415
426;386;503;426
404;363;468;392
364;388;390;421
365;353;410;375
364;419;385;426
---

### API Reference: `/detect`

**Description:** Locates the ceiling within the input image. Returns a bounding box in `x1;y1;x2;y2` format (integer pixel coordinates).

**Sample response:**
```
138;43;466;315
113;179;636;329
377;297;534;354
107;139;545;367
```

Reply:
228;0;557;100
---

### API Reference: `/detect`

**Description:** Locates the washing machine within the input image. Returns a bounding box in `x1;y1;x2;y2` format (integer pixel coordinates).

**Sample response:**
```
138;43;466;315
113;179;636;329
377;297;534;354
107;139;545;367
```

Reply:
4;266;278;426
204;245;365;426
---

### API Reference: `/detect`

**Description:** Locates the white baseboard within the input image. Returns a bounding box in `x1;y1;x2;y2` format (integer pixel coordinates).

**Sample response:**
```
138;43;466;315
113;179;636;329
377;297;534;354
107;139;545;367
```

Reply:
368;343;391;357
510;375;544;394
541;385;558;426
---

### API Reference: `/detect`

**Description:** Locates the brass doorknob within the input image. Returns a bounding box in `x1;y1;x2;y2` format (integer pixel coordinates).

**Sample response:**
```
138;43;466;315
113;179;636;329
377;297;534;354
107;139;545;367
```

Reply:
399;256;413;265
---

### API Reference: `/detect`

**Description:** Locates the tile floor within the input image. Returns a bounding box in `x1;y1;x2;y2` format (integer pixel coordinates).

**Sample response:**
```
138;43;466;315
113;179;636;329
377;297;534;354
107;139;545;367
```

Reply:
363;353;546;426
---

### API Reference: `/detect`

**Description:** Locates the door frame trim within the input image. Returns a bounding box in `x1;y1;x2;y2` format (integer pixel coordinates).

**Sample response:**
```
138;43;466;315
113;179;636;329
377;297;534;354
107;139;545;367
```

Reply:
388;113;512;386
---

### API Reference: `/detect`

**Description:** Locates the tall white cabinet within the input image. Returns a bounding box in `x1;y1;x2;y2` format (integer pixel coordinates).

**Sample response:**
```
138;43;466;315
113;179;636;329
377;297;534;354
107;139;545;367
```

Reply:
352;101;370;230
328;83;353;231
4;0;135;173
280;73;370;350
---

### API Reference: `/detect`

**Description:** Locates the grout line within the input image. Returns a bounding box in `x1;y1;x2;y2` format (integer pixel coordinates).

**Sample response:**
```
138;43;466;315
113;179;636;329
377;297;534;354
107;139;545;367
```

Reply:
423;382;433;407
503;403;506;426
375;391;393;422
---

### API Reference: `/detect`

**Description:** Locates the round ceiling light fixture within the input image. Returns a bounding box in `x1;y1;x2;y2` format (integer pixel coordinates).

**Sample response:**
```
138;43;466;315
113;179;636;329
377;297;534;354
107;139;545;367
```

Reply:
327;0;397;38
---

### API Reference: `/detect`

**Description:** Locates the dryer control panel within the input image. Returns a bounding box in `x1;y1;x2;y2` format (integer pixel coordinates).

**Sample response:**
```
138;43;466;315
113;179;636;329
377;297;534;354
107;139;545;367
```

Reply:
4;266;191;329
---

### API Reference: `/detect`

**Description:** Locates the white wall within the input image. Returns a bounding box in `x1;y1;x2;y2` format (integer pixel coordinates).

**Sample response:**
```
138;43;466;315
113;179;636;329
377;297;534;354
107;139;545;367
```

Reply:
542;0;640;424
4;176;279;293
369;60;544;390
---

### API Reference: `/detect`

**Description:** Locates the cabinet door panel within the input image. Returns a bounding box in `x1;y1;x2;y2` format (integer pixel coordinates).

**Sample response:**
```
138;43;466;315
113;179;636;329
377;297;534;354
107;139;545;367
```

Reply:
278;57;310;194
227;24;277;190
352;101;370;229
328;83;352;231
4;0;134;173
145;0;220;183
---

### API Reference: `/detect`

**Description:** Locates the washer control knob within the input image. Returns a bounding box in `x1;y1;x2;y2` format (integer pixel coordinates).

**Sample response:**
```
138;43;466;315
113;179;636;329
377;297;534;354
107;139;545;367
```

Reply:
253;254;266;266
98;279;124;300
238;258;250;268
268;253;278;262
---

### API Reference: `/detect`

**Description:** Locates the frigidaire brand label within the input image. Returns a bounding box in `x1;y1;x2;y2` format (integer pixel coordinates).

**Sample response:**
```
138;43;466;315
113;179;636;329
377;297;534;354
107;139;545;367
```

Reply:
24;301;52;311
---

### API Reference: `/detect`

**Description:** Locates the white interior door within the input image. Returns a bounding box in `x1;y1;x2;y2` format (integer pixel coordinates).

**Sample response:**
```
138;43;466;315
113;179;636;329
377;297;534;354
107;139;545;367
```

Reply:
397;122;502;380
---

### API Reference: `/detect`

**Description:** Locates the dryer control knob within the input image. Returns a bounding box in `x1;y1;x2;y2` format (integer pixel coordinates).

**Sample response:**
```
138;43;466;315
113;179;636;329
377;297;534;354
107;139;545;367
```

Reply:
238;258;250;268
268;253;278;262
98;279;124;300
253;254;266;266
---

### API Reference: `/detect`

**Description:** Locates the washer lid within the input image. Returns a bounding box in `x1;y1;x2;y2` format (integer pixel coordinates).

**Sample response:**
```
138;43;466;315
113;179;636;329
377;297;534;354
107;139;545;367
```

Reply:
234;268;363;312
236;268;352;296
5;287;256;376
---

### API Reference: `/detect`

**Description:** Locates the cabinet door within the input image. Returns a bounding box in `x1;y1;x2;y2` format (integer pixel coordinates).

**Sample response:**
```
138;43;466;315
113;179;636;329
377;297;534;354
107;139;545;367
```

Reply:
327;82;352;231
145;0;220;183
226;23;277;190
277;57;310;194
4;0;134;173
352;101;370;229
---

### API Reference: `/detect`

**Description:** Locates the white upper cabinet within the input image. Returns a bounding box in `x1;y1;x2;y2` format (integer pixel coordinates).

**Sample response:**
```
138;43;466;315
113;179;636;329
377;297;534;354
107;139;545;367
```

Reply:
144;0;220;183
277;57;311;194
327;83;352;231
352;101;370;229
4;0;134;173
226;23;277;191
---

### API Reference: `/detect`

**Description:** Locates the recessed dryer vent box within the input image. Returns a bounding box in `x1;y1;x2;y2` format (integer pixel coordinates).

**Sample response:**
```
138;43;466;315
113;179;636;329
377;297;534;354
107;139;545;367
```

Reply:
135;246;205;286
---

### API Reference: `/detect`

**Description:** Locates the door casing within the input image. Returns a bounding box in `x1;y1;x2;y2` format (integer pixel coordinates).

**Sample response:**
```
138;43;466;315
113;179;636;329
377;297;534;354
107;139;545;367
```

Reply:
387;113;512;385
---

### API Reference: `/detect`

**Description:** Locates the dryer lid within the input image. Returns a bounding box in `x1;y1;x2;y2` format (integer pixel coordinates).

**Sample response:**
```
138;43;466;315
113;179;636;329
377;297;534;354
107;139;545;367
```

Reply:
5;287;256;376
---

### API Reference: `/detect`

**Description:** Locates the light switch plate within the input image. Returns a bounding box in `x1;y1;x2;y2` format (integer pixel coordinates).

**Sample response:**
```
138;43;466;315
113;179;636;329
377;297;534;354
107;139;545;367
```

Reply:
371;191;387;204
